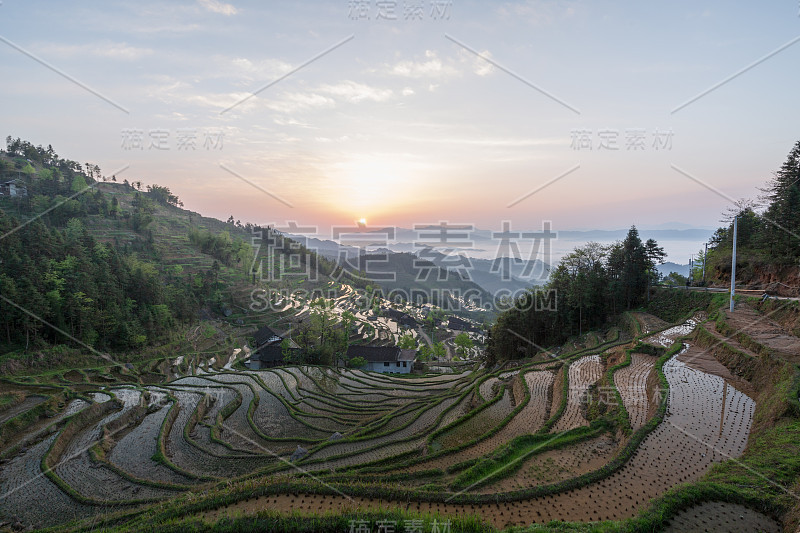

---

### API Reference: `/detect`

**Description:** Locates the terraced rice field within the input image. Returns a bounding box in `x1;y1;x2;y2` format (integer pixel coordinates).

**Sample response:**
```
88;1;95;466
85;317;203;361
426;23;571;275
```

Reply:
209;344;757;529
0;313;777;531
107;403;198;486
663;501;782;532
0;435;95;529
519;370;554;432
552;354;603;433
614;353;656;430
479;377;500;401
0;395;46;424
481;433;620;492
432;388;515;451
644;314;702;347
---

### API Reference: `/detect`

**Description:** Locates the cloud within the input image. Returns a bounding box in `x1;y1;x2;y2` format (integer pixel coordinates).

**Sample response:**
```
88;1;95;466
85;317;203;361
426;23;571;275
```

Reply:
144;77;257;113
388;50;459;78
146;76;390;116
98;43;154;60
273;117;316;128
121;23;203;34
264;92;336;114
319;81;393;103
198;0;238;15
467;50;495;76
33;41;154;61
314;136;352;143
187;91;255;110
230;57;290;75
397;135;563;148
153;111;191;121
386;49;495;81
402;87;415;96
261;81;394;114
222;56;294;83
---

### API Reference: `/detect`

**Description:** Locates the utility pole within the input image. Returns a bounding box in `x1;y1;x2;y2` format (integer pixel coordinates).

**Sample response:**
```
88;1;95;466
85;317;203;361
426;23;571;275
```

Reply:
702;242;708;285
730;216;738;312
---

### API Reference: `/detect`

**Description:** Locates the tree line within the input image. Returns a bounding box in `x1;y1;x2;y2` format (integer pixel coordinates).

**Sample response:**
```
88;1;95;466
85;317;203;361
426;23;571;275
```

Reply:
486;227;665;365
0;139;231;355
0;213;214;352
696;140;800;283
0;138;381;360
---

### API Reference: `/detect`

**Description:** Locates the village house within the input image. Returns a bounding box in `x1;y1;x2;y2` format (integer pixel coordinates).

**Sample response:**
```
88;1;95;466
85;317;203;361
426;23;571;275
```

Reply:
447;316;482;333
383;308;418;328
247;325;300;369
0;179;27;197
346;345;416;374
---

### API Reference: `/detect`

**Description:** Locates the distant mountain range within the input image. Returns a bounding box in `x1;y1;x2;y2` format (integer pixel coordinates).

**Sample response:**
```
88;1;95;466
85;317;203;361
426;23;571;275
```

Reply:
657;262;690;277
294;225;714;247
406;248;547;296
636;222;716;231
290;234;548;297
288;226;710;296
557;228;714;242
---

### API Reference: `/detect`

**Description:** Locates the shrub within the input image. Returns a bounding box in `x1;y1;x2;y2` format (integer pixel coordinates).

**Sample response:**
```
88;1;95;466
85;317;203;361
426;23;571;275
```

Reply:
348;357;367;368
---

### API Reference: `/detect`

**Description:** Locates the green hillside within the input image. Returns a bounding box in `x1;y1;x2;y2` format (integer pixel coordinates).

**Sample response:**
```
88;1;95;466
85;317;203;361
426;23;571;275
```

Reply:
0;140;367;374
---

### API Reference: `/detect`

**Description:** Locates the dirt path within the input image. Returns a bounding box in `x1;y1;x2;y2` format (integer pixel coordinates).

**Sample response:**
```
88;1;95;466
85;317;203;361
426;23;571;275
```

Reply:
724;305;800;361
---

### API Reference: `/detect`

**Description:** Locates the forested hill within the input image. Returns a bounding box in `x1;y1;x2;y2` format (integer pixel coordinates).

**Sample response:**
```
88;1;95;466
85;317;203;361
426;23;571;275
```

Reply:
0;138;360;368
486;226;666;365
689;140;800;296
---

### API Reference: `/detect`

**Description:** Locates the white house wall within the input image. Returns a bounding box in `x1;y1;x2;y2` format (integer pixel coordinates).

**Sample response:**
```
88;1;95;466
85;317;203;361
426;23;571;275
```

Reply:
366;361;411;374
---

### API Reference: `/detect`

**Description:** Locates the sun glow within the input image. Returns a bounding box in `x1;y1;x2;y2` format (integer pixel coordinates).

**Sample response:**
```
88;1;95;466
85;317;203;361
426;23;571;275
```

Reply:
327;154;429;217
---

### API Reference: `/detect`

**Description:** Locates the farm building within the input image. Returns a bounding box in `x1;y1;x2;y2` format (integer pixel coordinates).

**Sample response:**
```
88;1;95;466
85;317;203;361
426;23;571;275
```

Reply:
347;345;416;374
447;316;482;333
0;179;27;197
249;345;285;369
383;308;418;328
253;326;282;348
247;326;299;369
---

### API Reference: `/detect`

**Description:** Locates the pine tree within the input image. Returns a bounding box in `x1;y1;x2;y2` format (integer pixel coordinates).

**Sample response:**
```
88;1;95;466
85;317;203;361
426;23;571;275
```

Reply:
762;140;800;258
620;226;647;309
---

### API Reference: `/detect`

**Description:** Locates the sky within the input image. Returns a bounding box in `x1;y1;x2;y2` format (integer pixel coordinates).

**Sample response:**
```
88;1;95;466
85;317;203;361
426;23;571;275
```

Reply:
2;1;799;258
